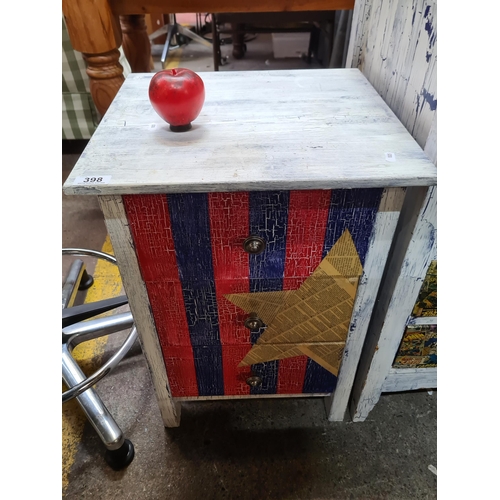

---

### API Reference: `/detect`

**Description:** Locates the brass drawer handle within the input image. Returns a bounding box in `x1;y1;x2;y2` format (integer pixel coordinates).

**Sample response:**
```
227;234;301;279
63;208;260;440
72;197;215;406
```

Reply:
243;236;266;255
246;375;262;388
244;313;264;330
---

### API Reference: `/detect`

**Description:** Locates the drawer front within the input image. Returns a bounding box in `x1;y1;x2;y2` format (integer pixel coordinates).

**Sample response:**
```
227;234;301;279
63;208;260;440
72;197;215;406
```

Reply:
161;344;341;398
145;277;358;347
123;189;383;282
123;188;383;397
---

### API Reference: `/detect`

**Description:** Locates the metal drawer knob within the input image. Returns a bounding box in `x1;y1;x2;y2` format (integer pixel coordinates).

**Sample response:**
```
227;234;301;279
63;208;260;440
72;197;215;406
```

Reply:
244;313;264;330
246;375;262;388
243;236;266;255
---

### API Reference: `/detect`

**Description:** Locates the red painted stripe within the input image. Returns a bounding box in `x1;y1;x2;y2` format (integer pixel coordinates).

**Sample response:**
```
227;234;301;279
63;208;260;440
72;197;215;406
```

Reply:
123;194;198;397
277;190;332;394
208;192;252;395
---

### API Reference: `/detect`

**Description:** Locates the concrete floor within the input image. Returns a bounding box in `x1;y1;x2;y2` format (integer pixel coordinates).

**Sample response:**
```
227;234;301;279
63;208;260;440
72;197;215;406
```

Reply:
62;29;437;499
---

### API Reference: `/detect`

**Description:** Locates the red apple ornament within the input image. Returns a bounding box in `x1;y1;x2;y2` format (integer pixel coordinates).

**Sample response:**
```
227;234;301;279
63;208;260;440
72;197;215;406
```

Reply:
148;68;205;132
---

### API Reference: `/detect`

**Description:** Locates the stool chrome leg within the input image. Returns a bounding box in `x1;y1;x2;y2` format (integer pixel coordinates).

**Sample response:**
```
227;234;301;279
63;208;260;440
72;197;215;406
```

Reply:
62;345;124;451
62;311;134;346
62;259;92;309
62;249;135;469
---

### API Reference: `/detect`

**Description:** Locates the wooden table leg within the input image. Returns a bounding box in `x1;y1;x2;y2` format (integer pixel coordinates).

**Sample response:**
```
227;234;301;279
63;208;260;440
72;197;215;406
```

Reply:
83;50;126;116
231;23;246;59
62;0;124;116
212;14;220;71
120;15;152;73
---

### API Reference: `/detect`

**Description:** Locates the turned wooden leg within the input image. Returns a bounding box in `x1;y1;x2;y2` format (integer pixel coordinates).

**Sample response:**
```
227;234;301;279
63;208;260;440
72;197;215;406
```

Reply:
63;0;124;116
231;23;246;59
120;15;152;73
83;49;125;116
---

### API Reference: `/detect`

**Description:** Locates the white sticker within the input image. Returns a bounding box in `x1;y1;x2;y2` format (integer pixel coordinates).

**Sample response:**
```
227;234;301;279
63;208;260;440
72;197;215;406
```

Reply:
385;152;396;162
73;175;112;185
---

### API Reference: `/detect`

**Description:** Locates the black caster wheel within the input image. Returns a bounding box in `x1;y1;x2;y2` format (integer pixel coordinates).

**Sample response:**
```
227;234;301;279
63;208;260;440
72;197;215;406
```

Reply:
104;439;135;471
78;269;94;290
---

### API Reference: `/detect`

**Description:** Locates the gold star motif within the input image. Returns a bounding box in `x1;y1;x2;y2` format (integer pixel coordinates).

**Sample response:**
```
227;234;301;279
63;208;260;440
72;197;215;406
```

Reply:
225;230;363;376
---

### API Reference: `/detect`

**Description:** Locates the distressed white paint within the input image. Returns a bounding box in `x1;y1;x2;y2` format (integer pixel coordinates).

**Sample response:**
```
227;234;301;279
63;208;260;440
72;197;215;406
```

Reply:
407;316;436;326
326;187;405;421
98;195;181;428
349;114;437;420
62;69;436;196
344;0;438;422
347;0;437;149
382;367;436;392
424;111;437;164
350;184;437;422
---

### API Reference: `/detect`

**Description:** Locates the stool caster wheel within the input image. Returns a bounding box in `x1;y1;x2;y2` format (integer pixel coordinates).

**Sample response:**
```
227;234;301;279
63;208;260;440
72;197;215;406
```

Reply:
104;439;135;471
78;269;94;290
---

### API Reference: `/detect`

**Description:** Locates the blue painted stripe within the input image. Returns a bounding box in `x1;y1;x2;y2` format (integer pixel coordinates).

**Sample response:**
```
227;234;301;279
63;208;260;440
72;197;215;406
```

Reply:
249;191;290;394
167;193;224;396
322;188;384;264
303;367;337;394
191;345;225;396
303;188;383;393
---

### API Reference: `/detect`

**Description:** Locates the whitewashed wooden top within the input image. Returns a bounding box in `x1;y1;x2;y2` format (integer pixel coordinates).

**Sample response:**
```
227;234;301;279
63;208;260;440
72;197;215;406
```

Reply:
63;69;437;195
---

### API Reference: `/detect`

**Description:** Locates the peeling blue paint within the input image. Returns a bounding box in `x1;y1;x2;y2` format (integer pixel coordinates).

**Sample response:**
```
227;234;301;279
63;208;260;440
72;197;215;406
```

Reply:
422;89;437;111
426;51;432;63
424;11;436;50
424;5;431;17
425;19;433;37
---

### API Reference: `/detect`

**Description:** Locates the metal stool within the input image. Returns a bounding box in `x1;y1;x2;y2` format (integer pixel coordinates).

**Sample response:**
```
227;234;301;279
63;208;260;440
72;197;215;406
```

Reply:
62;248;137;470
149;14;213;69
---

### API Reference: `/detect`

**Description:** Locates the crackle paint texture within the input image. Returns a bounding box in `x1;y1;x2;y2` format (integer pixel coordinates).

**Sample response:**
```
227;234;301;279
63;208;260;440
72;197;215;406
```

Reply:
348;0;437;149
123;189;383;397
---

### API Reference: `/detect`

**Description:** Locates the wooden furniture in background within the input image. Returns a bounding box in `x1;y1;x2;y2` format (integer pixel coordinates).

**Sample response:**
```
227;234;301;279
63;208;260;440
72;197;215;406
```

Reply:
62;69;437;427
61;0;354;116
346;0;437;420
211;11;337;70
120;15;152;73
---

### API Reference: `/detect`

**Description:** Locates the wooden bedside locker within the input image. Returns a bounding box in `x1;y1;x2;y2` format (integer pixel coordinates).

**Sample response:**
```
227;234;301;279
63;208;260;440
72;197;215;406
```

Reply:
63;69;437;427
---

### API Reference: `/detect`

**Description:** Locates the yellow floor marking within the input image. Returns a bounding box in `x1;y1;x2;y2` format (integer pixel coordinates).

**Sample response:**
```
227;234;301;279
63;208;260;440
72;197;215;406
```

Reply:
164;47;183;69
62;236;122;494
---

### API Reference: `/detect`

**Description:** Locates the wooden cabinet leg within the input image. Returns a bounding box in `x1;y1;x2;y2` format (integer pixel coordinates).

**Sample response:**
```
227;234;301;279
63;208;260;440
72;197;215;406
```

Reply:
98;195;182;428
120;14;152;73
83;49;125;117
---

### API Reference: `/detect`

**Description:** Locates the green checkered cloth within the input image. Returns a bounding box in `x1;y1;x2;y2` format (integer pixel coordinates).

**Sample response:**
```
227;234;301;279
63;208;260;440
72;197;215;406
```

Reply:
62;16;131;140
